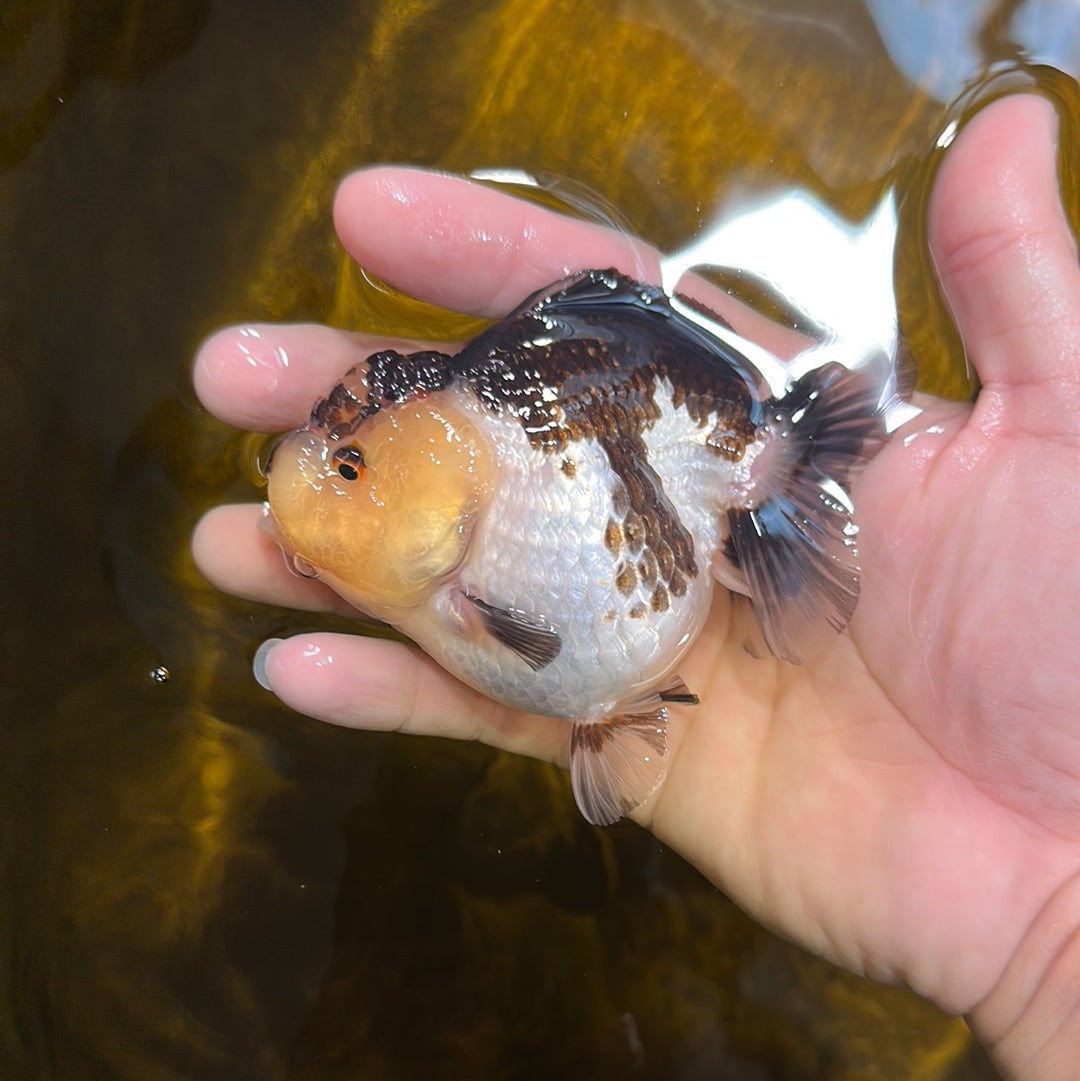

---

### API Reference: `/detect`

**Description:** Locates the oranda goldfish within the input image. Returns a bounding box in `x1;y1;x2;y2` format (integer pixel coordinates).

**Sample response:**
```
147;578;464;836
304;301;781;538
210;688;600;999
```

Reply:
265;269;890;825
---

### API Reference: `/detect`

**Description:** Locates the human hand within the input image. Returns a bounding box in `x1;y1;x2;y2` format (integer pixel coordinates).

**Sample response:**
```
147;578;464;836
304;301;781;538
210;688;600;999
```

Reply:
192;94;1080;1079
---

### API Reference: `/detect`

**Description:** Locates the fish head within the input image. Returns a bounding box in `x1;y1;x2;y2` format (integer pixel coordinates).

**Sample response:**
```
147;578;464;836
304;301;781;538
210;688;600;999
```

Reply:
266;390;494;614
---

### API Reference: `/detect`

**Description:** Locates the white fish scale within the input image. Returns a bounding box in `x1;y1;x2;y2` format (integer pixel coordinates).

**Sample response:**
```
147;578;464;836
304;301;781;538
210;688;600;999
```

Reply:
644;380;761;540
409;395;745;721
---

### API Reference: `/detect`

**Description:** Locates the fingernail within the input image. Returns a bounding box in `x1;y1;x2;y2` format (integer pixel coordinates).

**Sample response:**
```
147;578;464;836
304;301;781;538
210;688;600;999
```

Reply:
253;638;284;690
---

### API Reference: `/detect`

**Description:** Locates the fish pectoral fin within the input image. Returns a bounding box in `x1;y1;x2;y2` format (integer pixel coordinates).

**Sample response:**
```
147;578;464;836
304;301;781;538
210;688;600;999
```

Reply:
466;594;562;671
569;702;681;826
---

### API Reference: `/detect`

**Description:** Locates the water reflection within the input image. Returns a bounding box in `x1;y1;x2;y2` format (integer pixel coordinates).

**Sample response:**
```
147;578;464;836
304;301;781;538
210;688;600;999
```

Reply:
659;188;916;432
866;0;1080;101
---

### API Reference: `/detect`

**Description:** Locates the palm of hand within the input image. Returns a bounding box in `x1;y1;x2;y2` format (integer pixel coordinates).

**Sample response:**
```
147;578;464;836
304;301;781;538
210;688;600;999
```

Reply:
665;390;1078;1011
193;94;1080;1037
659;98;1080;1016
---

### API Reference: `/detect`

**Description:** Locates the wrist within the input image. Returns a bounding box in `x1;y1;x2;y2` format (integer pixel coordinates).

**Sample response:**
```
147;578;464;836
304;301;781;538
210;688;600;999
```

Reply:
969;872;1080;1081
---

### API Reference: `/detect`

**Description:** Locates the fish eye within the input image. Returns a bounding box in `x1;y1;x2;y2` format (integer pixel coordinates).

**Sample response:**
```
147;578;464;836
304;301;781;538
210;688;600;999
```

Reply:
332;444;365;481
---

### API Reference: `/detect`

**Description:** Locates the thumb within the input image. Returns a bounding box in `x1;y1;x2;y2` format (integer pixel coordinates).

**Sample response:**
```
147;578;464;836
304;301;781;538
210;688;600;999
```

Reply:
928;93;1080;428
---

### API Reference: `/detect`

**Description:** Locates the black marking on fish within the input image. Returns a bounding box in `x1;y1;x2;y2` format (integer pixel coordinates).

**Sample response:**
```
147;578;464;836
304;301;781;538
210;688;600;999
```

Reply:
615;564;637;596
455;269;764;451
604;519;624;554
309;349;456;437
601;427;698;584
466;594;562;670
638;549;658;586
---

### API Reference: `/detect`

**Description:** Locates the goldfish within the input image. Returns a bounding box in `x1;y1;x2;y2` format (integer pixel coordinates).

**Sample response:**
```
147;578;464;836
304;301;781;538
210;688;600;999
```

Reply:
264;269;889;825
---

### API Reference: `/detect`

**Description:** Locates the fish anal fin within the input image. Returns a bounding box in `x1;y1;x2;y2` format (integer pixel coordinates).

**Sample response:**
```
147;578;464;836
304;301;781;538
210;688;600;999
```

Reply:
569;710;670;826
466;594;562;671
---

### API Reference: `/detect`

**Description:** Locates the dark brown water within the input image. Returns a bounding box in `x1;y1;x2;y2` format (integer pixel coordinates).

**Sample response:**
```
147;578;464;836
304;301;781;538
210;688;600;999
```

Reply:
3;1;1079;1077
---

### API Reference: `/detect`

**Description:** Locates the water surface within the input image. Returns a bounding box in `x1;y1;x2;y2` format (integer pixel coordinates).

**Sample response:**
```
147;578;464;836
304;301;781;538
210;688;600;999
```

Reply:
4;2;1078;1078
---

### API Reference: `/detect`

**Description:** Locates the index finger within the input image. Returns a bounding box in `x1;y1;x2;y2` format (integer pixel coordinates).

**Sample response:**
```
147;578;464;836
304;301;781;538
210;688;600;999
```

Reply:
197;176;807;434
333;167;661;318
193;324;440;432
335;168;809;357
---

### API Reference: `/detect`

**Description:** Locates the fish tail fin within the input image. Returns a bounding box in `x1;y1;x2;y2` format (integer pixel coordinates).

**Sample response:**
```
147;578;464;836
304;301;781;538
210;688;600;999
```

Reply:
724;362;885;665
779;359;888;483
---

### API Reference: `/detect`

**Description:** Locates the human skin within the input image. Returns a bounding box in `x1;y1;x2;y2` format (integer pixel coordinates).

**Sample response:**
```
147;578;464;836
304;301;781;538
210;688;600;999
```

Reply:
192;95;1080;1079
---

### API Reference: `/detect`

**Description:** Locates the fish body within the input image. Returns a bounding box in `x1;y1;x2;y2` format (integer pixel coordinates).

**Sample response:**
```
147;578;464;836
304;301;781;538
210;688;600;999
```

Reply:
266;270;887;824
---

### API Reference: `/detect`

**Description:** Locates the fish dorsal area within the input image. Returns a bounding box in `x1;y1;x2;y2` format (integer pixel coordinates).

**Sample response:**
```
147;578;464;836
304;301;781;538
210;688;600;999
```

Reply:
452;271;764;607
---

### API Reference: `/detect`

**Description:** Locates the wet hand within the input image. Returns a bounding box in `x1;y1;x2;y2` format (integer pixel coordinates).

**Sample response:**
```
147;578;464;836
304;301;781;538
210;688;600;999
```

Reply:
192;94;1080;1079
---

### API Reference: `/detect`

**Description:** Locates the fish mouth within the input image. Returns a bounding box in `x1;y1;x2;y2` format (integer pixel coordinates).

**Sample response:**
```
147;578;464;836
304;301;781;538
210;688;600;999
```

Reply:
258;506;320;580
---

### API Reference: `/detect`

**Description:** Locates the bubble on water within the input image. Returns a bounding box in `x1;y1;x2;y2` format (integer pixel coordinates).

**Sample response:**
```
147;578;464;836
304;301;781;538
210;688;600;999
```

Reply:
149;665;171;684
